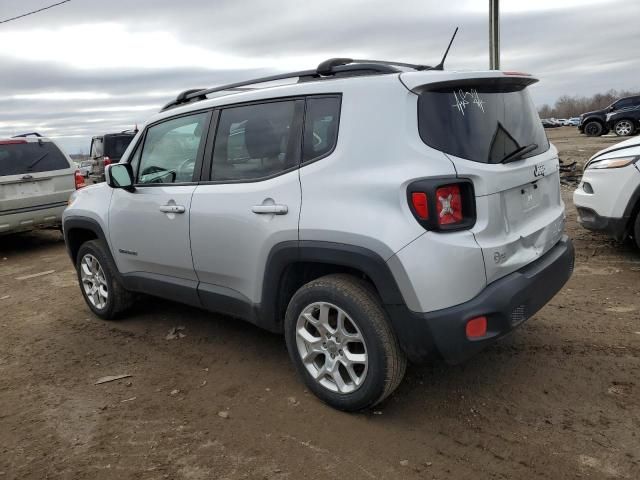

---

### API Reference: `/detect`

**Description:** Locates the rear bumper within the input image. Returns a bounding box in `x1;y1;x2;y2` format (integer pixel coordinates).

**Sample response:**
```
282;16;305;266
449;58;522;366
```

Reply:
575;207;629;241
0;201;66;234
387;236;574;364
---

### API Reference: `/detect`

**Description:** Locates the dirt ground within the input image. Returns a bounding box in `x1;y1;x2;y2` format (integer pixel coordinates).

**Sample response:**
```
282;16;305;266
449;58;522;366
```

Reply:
1;128;639;479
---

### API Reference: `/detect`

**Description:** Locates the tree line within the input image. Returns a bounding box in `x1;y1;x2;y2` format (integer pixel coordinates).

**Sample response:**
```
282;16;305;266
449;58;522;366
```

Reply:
538;89;640;119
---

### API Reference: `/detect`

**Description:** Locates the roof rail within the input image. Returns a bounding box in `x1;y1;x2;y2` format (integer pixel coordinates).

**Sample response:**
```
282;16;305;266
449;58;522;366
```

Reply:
12;132;43;138
160;58;431;112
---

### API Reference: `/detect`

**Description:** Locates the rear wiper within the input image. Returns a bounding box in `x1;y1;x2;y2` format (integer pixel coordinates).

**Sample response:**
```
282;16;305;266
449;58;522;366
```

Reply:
501;143;538;164
27;152;49;170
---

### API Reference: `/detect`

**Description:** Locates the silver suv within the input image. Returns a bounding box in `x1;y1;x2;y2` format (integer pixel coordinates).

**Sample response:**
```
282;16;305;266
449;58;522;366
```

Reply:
63;59;575;411
1;133;80;235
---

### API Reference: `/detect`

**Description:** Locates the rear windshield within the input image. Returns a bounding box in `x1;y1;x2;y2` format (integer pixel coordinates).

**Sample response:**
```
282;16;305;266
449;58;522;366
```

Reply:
418;84;549;163
104;135;134;159
0;141;70;176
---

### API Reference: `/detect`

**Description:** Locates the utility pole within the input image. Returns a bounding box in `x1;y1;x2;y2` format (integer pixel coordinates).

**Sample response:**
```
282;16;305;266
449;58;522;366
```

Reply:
489;0;500;69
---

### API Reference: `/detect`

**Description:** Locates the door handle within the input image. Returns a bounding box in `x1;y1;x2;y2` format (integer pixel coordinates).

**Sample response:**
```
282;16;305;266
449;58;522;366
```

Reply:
159;204;186;214
251;204;288;215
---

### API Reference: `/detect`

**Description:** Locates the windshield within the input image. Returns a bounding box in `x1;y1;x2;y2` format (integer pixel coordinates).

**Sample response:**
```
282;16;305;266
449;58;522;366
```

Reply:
418;84;549;163
0;141;69;176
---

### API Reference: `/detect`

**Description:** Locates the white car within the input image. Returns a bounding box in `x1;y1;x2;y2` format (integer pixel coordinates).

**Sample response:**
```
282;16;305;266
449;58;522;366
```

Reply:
1;133;83;235
574;136;640;247
63;59;574;411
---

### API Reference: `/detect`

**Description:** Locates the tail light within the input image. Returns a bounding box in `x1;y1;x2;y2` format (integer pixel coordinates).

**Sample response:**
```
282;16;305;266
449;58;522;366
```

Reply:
103;156;111;167
407;179;476;231
74;170;86;190
0;139;27;145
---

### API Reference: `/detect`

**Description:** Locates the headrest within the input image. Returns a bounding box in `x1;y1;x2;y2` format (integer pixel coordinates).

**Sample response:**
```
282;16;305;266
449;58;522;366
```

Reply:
244;117;280;159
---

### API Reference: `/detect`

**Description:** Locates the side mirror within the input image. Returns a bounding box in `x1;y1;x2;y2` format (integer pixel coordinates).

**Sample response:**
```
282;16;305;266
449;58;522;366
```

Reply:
106;163;135;192
608;105;615;112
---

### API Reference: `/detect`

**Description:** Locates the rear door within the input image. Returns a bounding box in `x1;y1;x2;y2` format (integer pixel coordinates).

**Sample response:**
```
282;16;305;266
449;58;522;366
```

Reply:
190;99;304;311
412;75;565;283
0;138;74;215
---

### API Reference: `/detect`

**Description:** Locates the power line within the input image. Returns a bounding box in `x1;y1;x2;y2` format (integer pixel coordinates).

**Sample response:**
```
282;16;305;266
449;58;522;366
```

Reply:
0;0;71;25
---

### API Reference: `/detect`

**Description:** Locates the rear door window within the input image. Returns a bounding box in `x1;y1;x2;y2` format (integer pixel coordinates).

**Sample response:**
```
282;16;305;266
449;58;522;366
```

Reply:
0;141;70;176
211;100;303;181
418;83;549;164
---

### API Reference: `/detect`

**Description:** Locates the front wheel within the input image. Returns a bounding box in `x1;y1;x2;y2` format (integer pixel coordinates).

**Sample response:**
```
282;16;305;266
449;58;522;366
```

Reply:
284;274;406;411
614;119;635;137
76;240;134;319
584;121;603;137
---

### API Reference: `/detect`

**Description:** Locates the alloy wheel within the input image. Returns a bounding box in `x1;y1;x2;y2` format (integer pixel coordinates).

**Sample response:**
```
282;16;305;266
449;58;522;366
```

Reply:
295;302;368;394
80;253;108;310
615;120;633;136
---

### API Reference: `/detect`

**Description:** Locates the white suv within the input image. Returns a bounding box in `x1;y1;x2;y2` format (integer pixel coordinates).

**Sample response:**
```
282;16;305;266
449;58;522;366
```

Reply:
63;59;574;411
1;133;82;235
574;136;640;246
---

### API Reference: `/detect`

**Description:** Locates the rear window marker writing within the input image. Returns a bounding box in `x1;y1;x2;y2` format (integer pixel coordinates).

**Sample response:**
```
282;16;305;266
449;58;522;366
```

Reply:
452;89;486;115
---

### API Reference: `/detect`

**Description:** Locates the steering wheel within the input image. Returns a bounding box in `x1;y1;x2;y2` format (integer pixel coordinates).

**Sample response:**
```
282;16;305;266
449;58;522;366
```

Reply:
176;157;195;182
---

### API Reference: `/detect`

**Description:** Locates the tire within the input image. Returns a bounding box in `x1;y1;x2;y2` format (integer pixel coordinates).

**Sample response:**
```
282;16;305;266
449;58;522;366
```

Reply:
634;212;640;250
614;119;635;137
584;121;603;137
284;274;406;411
75;240;134;320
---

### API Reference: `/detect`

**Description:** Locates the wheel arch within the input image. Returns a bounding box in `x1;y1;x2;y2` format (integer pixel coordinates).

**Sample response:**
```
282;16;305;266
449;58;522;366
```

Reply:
63;217;114;267
259;241;407;332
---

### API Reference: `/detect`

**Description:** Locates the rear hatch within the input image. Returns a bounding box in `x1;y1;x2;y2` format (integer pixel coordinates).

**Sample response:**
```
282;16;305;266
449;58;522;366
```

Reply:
404;72;565;283
90;134;135;178
0;139;74;213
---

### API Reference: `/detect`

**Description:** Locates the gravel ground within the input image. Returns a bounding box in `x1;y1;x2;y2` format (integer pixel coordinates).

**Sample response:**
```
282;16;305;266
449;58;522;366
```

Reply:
1;128;639;479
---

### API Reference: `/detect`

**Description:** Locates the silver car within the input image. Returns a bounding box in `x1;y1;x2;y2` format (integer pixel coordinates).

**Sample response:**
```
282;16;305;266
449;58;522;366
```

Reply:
0;133;79;235
63;61;574;411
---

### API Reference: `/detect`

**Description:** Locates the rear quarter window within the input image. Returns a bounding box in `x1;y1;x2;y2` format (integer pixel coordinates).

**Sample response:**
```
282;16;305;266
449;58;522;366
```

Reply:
302;96;341;163
418;83;549;164
0;141;70;176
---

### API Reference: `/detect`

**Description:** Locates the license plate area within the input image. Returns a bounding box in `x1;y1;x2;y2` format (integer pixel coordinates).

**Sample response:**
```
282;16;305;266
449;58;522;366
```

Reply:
520;184;542;213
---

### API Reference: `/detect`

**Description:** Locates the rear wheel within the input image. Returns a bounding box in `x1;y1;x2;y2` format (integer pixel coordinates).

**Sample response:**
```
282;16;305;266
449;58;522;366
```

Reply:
584;121;603;137
76;240;134;319
284;274;406;411
614;119;635;137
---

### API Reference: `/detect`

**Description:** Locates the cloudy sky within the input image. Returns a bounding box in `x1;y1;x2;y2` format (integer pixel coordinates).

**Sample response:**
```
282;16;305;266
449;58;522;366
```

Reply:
1;0;638;154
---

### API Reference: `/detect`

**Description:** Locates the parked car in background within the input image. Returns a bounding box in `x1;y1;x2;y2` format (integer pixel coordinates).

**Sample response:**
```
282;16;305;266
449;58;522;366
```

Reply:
541;118;560;128
556;118;568;126
566;117;580;127
64;60;574;411
574;135;640;247
76;159;93;177
578;95;640;137
88;130;136;183
0;133;83;235
606;104;640;137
